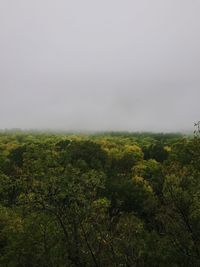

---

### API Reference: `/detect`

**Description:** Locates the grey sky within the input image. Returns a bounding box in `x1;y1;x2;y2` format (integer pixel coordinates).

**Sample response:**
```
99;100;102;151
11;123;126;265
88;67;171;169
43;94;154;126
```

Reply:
0;0;200;132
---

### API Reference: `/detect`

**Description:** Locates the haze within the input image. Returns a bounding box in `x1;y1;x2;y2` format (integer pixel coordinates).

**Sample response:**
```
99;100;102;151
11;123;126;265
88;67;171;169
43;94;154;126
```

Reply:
0;0;200;132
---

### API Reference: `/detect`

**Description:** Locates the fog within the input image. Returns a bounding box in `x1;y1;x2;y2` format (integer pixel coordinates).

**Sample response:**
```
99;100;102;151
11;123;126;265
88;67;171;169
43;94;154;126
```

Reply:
0;0;200;132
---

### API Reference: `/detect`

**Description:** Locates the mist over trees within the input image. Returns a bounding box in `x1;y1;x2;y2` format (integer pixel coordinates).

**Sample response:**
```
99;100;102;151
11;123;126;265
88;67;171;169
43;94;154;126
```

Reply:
1;1;199;265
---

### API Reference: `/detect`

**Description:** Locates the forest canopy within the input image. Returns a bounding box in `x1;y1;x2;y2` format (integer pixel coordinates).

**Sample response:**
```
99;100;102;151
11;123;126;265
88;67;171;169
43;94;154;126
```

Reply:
0;130;200;267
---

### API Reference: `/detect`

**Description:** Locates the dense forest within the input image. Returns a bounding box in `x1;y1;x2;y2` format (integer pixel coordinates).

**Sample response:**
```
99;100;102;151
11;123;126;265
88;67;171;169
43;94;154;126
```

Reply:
0;128;200;267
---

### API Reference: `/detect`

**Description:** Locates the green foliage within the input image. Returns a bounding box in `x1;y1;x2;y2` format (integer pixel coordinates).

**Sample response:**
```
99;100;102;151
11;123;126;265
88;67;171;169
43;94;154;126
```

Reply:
143;141;169;162
0;131;199;266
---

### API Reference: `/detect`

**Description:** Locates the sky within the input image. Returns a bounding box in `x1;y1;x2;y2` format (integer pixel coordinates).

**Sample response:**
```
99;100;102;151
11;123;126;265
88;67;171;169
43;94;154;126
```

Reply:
0;0;200;132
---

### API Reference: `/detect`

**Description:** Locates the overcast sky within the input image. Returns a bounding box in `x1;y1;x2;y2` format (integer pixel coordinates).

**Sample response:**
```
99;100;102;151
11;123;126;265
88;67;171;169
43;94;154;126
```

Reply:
0;0;200;132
